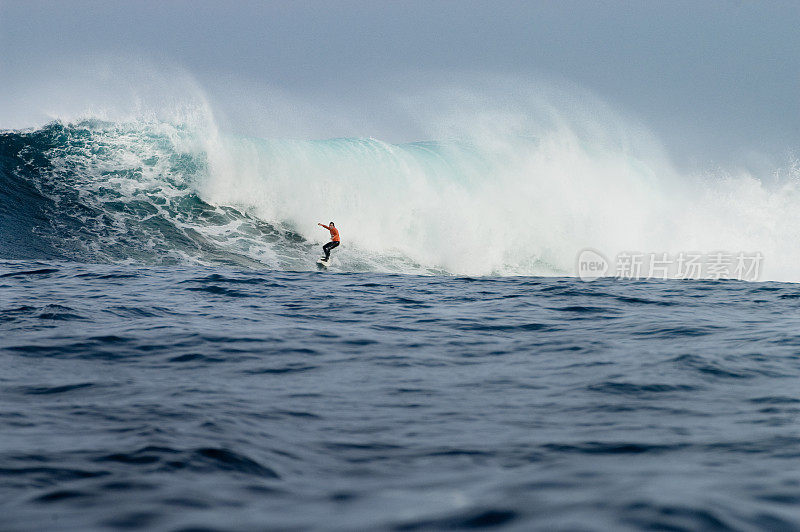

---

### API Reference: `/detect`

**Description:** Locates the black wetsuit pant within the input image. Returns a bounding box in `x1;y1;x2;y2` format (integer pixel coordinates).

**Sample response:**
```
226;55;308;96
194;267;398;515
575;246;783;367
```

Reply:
323;241;339;260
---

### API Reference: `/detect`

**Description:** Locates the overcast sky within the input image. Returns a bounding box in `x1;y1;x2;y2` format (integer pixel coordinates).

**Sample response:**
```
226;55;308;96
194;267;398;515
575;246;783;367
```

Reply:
2;0;799;168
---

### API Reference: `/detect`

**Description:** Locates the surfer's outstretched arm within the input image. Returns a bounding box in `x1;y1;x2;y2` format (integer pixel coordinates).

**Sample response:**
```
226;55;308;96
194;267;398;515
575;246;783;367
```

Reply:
319;223;331;230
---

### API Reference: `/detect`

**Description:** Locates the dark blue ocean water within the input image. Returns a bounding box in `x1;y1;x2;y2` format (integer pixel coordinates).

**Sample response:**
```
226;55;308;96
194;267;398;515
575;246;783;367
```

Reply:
3;260;800;530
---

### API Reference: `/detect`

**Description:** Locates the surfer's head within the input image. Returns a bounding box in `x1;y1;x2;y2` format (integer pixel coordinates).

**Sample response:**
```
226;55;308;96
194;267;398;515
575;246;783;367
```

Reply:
329;222;335;227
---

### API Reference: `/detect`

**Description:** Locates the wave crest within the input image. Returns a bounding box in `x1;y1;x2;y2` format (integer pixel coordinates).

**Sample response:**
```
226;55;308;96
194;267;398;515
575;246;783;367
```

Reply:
2;118;799;279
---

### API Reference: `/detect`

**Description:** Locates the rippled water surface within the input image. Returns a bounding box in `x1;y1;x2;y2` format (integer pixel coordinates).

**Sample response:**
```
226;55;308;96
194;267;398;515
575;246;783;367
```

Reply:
3;260;800;530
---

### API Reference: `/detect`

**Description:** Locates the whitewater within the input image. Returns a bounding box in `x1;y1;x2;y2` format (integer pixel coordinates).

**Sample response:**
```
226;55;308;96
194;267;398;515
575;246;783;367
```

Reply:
2;91;799;279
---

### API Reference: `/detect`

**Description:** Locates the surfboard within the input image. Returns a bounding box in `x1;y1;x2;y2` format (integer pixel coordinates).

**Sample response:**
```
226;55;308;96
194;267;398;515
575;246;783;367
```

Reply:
316;258;329;269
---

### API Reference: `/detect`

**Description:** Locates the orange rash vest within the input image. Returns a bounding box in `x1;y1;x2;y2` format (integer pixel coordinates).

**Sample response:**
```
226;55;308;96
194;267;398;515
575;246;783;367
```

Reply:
322;224;340;242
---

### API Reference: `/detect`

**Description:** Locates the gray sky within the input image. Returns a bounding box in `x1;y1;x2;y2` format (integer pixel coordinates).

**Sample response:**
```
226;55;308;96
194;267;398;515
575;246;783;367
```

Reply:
2;0;799;169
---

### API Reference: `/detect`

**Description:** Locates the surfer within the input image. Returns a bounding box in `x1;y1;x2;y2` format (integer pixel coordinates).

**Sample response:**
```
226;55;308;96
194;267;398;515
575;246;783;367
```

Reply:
318;222;340;261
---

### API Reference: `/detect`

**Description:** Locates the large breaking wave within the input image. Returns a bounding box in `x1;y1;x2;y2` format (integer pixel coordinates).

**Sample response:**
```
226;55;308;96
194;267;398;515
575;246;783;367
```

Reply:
1;114;799;278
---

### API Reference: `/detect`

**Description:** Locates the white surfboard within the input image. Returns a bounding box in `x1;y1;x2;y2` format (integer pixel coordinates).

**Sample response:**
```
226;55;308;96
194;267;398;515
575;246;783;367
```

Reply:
316;258;330;269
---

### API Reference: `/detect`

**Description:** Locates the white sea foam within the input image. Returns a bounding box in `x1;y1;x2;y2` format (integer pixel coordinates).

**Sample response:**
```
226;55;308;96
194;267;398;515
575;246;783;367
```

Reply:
197;94;800;280
5;64;800;279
